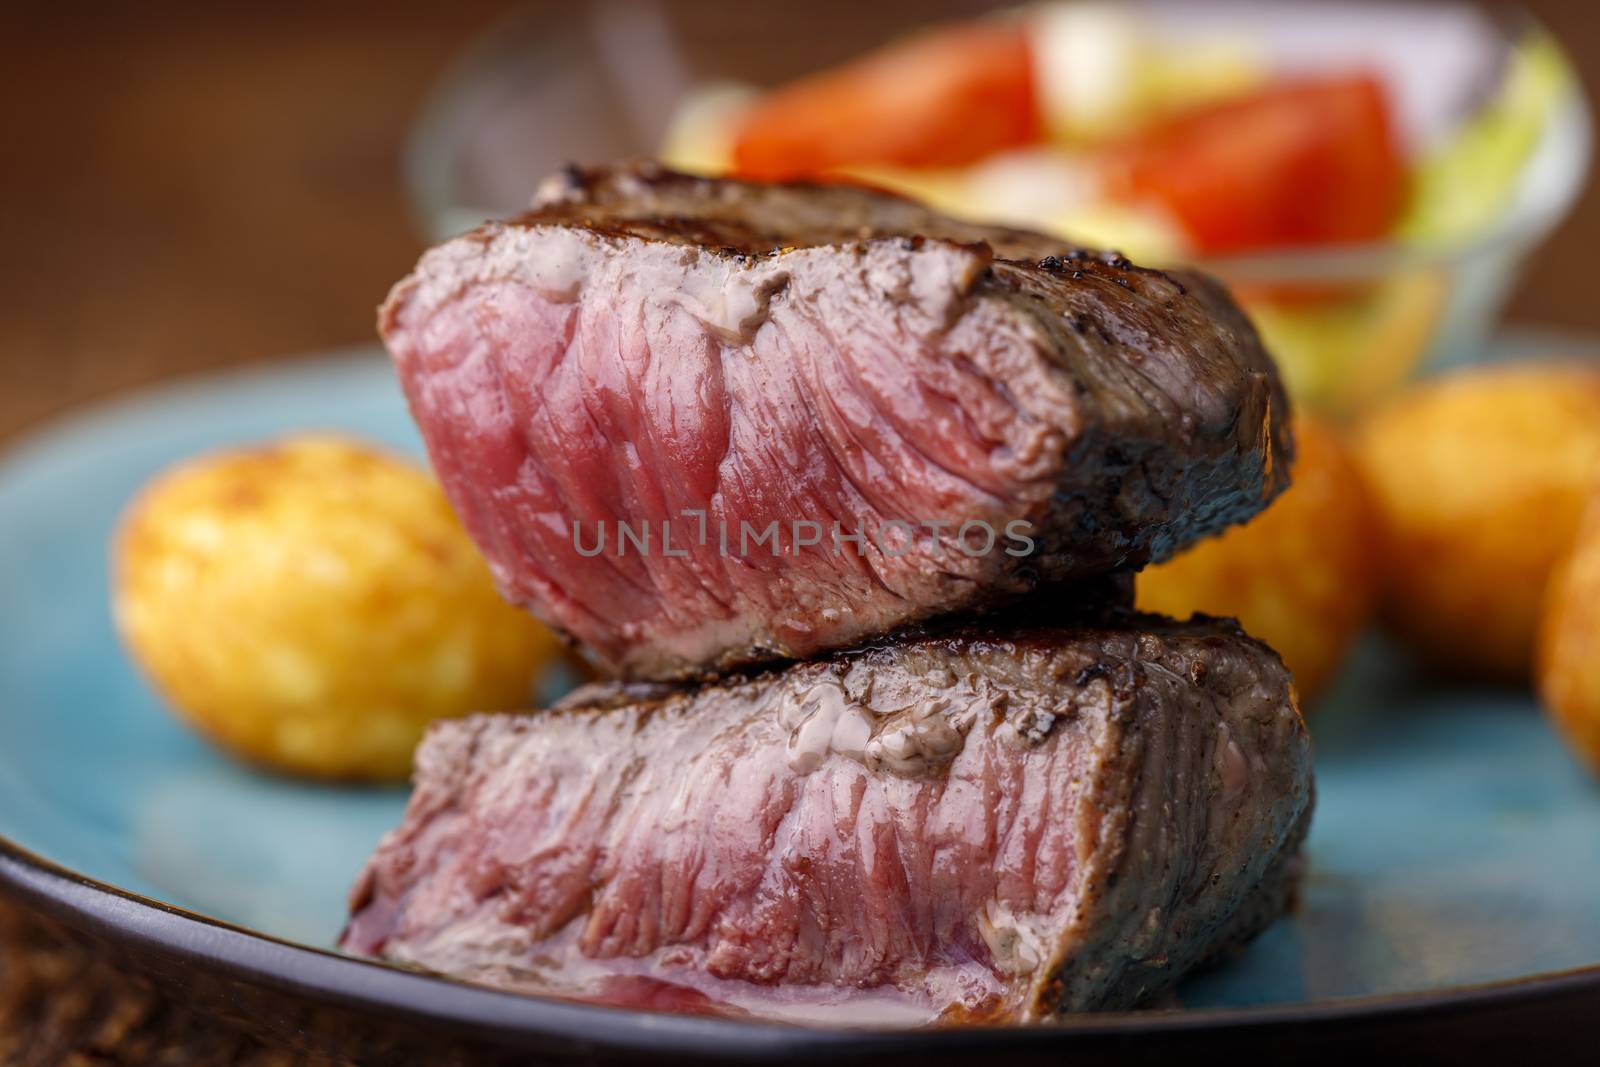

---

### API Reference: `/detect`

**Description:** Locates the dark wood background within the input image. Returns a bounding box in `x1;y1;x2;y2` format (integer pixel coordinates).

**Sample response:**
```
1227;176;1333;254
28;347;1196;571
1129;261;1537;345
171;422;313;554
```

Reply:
2;0;1598;447
0;1;1597;1062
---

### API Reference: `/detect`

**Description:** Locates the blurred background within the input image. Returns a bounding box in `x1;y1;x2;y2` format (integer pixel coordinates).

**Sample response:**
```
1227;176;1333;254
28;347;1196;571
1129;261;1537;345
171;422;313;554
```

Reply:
1;0;1598;445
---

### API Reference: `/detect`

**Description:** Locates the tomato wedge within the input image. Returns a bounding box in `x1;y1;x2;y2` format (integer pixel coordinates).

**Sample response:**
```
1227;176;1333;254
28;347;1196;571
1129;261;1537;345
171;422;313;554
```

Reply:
731;23;1042;181
1107;74;1407;255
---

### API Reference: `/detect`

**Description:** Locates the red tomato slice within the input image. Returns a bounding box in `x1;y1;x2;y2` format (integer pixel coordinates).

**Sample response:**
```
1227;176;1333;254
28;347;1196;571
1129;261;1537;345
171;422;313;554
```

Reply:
1107;74;1407;255
731;23;1042;181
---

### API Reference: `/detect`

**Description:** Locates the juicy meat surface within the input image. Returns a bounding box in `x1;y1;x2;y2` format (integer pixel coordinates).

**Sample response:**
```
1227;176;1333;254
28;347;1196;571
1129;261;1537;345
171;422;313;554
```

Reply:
380;164;1292;679
342;613;1312;1023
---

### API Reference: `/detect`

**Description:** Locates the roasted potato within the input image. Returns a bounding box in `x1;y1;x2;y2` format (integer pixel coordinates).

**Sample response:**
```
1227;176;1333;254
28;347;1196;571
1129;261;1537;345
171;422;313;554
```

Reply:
1137;415;1378;706
1352;362;1600;681
1538;493;1600;774
113;435;563;781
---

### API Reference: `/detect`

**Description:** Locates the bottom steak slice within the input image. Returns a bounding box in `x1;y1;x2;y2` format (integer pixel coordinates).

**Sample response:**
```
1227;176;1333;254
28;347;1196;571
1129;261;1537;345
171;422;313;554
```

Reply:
341;614;1312;1023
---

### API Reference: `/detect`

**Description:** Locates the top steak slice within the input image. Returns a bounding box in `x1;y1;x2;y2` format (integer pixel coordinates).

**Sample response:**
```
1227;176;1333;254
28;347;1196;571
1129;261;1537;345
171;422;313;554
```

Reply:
341;612;1311;1024
381;164;1291;678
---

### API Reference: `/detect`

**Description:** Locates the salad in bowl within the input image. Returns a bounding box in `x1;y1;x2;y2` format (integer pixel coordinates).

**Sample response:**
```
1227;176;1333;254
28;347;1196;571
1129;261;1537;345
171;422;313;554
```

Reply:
652;1;1588;410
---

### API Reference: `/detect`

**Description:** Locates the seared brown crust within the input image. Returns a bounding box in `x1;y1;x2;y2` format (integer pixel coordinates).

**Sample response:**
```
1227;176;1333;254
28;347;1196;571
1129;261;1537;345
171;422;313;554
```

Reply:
527;162;1092;258
343;611;1312;1022
515;165;1295;526
538;161;1297;578
381;163;1292;678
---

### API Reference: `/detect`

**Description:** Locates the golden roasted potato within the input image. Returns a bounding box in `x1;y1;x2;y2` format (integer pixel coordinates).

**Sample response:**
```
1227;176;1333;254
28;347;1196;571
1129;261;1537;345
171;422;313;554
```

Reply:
1538;494;1600;774
1352;362;1600;681
113;435;563;781
1137;415;1379;706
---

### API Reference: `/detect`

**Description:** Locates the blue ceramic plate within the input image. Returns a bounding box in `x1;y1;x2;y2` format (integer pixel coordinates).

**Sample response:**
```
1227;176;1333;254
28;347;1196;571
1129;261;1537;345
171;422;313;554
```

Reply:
1;348;1597;1062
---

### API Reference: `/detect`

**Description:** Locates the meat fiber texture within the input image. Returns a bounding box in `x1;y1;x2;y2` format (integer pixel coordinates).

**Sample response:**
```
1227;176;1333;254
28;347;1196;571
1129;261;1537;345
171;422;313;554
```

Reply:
342;613;1312;1024
380;164;1292;679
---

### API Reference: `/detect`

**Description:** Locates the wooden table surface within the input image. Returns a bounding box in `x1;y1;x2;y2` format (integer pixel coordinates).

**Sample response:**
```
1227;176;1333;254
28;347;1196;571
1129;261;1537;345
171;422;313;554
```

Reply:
1;2;1598;1062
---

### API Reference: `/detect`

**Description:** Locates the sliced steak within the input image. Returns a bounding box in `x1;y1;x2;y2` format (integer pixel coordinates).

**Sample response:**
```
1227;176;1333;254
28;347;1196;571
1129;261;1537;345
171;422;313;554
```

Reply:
341;613;1312;1023
380;164;1292;679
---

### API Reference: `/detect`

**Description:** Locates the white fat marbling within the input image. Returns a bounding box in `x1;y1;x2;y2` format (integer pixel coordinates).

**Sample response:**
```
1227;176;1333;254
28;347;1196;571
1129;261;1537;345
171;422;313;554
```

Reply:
772;670;999;778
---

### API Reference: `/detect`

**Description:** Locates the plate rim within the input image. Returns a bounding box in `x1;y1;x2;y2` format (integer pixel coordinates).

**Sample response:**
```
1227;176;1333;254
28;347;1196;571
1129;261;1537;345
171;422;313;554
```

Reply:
4;346;1600;1053
5;834;1600;1055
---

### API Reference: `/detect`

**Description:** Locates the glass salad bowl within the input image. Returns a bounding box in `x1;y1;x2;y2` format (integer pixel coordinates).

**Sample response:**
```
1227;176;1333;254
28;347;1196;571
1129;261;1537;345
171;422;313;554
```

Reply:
406;0;1590;413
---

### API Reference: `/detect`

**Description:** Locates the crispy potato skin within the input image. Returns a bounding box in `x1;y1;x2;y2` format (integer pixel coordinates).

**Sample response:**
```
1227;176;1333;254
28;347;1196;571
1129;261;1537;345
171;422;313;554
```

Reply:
1539;495;1600;774
1137;415;1378;706
112;435;562;781
1353;362;1600;681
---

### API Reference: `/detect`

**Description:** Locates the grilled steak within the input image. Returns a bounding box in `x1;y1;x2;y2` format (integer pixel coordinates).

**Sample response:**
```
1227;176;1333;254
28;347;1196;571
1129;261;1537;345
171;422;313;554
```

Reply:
342;613;1312;1023
380;164;1291;679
